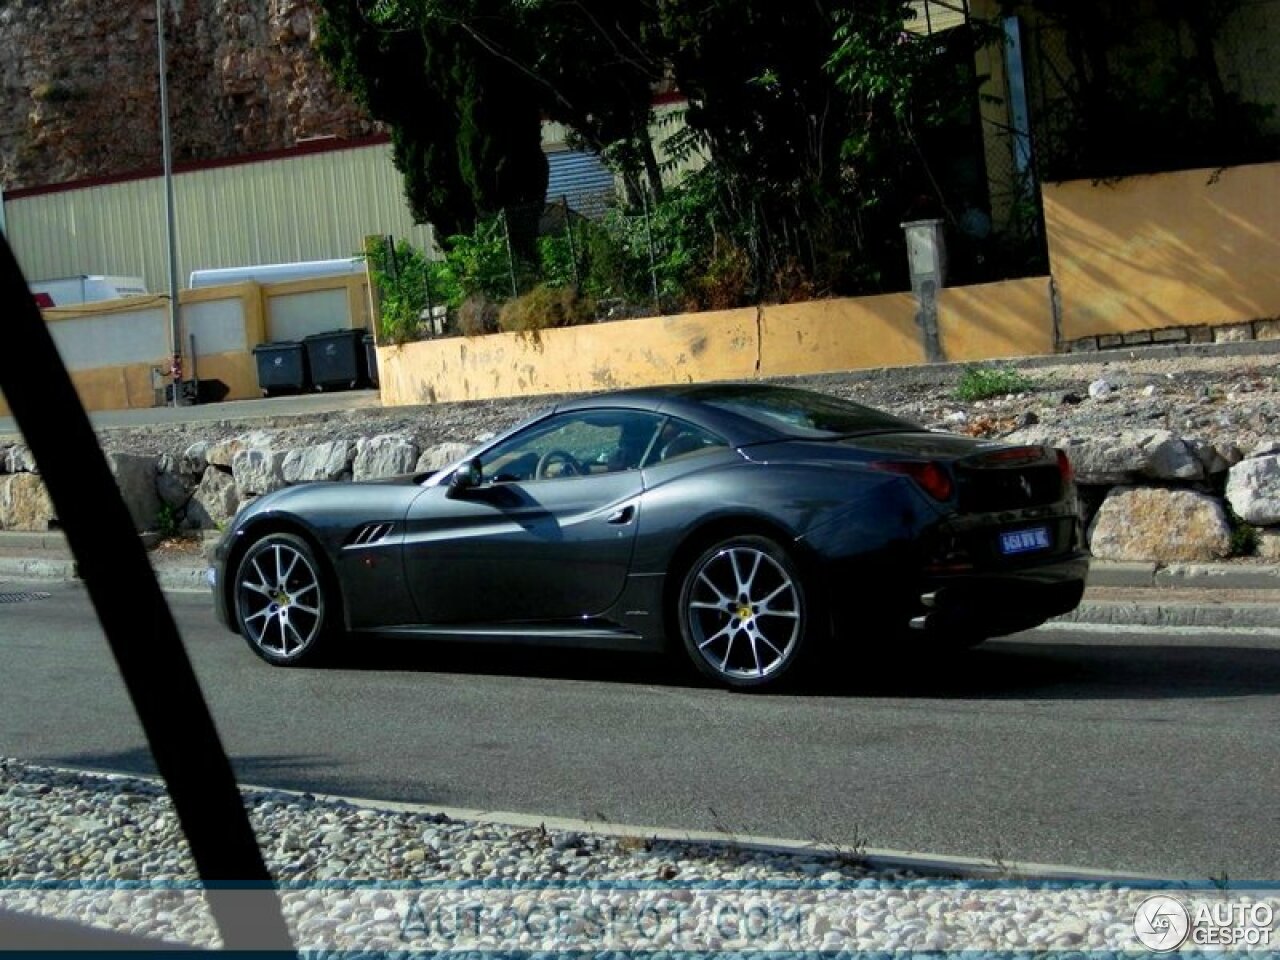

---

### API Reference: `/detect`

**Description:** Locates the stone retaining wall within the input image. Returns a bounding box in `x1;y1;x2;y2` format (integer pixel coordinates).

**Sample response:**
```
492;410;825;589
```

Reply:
6;355;1280;566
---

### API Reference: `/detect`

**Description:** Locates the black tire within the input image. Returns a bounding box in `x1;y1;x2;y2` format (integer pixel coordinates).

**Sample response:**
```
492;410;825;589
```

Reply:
676;535;811;690
232;532;336;666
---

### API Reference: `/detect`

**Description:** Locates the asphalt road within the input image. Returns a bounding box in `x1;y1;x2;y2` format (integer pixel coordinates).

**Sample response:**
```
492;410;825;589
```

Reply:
1;581;1277;880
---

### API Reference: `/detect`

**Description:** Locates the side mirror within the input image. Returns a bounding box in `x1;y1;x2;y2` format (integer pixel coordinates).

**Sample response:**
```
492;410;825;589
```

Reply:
447;457;483;497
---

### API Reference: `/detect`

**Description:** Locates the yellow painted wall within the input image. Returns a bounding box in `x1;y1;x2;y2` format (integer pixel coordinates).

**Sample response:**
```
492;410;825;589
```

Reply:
938;278;1056;360
378;307;762;406
0;283;271;415
1044;162;1280;340
381;295;932;407
182;282;266;402
759;296;923;376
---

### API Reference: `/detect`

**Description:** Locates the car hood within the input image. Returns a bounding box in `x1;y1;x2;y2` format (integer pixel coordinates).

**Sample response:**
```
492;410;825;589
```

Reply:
234;477;421;524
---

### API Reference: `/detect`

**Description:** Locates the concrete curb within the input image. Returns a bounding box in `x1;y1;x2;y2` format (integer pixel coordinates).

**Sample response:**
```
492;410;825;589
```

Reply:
0;556;77;582
1059;601;1280;631
31;761;1173;884
1087;561;1280;590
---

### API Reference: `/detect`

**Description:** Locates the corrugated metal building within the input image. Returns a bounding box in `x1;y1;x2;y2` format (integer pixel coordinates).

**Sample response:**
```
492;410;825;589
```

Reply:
2;140;438;291
2;134;631;293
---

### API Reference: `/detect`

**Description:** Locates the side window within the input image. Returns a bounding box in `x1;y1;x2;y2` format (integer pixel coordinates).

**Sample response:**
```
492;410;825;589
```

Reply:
645;417;729;466
481;410;664;483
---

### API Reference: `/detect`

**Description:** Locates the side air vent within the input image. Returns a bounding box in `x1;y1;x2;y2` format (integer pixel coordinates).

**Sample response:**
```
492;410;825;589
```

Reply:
347;522;395;547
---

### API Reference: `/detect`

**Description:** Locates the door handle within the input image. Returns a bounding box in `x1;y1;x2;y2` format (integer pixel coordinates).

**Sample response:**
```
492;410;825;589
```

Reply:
606;505;636;525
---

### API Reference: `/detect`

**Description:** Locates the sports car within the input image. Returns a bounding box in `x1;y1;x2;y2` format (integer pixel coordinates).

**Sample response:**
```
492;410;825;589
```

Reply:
211;383;1088;689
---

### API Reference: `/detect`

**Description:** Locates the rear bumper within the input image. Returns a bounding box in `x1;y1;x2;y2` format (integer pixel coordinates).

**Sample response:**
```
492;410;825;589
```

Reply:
825;550;1089;641
910;551;1090;638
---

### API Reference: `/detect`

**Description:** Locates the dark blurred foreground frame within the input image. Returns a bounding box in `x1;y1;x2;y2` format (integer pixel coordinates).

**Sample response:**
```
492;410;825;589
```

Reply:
0;234;293;955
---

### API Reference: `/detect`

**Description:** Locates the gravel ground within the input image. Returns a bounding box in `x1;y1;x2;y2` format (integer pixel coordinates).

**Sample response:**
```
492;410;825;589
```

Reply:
70;348;1280;463
3;758;1276;953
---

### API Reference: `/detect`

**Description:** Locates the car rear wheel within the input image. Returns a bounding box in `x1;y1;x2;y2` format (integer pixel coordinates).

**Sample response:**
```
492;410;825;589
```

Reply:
678;535;809;690
234;533;332;666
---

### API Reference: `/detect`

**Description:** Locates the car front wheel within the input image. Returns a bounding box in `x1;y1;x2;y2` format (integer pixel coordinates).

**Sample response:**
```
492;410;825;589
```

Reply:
678;535;809;690
234;532;333;666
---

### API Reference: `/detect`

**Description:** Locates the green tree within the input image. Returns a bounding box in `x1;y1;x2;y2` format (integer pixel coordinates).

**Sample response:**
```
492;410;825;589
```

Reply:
316;0;548;245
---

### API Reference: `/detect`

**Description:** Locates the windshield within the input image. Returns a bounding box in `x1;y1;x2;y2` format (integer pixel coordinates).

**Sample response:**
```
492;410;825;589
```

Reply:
699;385;924;439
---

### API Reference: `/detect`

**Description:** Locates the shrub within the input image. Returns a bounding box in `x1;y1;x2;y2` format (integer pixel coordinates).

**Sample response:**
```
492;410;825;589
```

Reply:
537;233;579;290
954;365;1034;402
366;238;429;345
693;244;753;311
456;293;499;337
498;285;593;337
444;217;512;302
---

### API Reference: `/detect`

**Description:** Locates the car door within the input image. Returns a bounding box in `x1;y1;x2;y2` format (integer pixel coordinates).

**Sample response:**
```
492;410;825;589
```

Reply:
401;408;664;625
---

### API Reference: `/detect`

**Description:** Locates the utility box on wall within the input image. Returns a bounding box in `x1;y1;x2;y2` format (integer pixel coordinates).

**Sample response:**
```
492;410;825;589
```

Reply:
902;218;948;363
902;219;947;290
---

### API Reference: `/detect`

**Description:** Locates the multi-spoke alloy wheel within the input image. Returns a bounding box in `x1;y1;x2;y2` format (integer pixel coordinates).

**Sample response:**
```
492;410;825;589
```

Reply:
678;535;808;689
234;533;330;665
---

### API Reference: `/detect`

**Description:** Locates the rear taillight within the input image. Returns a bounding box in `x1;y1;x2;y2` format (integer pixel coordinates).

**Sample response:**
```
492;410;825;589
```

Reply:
1056;448;1074;485
871;460;954;501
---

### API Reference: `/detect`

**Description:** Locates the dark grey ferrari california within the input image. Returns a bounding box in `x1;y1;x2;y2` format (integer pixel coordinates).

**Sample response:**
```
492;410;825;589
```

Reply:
211;383;1088;689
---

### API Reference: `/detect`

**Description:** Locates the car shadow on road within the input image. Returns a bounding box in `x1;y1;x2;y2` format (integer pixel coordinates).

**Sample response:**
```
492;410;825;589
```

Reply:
814;634;1280;700
322;639;704;689
318;632;1280;701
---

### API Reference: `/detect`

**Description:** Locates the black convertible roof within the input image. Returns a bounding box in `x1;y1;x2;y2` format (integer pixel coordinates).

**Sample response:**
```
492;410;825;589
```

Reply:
551;381;920;445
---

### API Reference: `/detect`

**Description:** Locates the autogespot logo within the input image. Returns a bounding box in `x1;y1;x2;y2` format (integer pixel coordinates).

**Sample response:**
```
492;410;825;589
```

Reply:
1134;895;1191;952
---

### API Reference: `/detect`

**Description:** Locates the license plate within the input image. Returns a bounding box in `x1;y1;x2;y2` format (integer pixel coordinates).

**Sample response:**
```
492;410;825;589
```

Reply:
999;526;1051;555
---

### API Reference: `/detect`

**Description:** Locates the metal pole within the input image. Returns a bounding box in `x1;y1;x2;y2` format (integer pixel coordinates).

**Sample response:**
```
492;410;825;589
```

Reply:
641;188;660;315
501;210;518;299
156;0;184;407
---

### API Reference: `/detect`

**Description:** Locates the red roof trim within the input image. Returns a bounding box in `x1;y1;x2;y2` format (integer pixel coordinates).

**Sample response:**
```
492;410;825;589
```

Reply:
5;92;690;201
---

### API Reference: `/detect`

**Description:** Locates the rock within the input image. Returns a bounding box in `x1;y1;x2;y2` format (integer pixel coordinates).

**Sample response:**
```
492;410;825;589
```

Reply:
1088;487;1231;562
186;468;239;530
1249;438;1280;458
106;454;161;532
415;442;472;474
352;435;419;481
282;441;353;484
232;449;288;498
1226;454;1280;525
179;442;211;480
0;473;55;530
6;444;38;474
1061;430;1201;485
207;431;277;469
1142;384;1158;398
1256;528;1280;561
1088;379;1113;401
1141;431;1203;480
1060;392;1083;406
155;456;191;511
1015;411;1040;429
1185;438;1233;476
